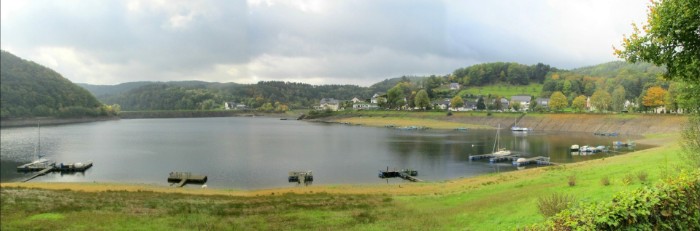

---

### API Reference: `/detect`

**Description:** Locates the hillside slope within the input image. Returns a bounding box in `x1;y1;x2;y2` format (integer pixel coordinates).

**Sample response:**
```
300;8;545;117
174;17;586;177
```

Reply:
0;50;102;118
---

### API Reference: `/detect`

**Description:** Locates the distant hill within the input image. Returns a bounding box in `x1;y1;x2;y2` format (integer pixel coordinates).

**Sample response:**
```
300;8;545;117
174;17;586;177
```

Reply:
570;61;665;78
0;50;106;118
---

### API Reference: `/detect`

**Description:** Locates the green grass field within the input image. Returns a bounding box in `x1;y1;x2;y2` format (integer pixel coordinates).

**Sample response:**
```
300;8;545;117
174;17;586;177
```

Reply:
459;83;543;98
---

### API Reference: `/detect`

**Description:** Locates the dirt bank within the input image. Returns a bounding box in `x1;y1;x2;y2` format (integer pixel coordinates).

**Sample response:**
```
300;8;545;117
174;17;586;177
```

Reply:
0;116;118;128
320;112;687;135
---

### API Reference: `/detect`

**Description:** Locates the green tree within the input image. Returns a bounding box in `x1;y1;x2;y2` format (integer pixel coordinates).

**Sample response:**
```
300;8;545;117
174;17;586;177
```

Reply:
387;84;406;109
562;80;572;96
590;90;612;112
414;89;430;110
450;95;464;110
612;86;627;112
572;95;587;112
549;91;568;111
511;101;522;111
476;97;486;110
258;102;274;112
615;0;700;83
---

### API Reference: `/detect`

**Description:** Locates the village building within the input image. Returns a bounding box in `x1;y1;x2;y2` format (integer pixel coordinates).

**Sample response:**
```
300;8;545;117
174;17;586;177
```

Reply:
371;93;385;104
224;102;247;110
510;95;532;111
318;98;340;111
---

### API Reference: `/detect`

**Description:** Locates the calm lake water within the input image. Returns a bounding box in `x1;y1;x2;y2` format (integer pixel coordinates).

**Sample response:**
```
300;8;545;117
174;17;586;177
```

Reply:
0;117;648;189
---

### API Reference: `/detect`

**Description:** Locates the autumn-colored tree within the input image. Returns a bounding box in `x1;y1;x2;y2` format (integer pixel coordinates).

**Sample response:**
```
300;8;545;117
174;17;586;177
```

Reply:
572;95;587;112
549;91;568;111
642;86;667;108
590;90;612;112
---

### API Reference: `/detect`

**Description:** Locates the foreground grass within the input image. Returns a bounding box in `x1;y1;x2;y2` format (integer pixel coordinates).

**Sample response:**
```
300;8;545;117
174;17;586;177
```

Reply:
1;135;686;230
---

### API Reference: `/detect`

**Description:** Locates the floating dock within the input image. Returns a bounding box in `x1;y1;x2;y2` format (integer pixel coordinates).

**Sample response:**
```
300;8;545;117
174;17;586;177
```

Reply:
18;161;93;182
469;153;521;163
288;171;314;184
512;156;556;167
168;172;208;187
378;168;422;182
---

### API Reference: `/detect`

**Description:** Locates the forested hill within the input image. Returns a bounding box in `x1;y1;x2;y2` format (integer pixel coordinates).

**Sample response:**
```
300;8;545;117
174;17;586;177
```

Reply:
0;50;113;118
571;61;665;78
83;81;374;111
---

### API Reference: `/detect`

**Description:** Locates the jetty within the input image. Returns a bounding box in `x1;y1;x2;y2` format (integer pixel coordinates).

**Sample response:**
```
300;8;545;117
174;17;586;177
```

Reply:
469;153;522;163
18;160;93;182
168;172;208;187
512;156;556;167
288;171;314;184
378;168;422;182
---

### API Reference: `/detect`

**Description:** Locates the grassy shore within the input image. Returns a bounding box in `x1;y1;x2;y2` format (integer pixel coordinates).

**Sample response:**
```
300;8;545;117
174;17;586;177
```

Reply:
1;131;686;230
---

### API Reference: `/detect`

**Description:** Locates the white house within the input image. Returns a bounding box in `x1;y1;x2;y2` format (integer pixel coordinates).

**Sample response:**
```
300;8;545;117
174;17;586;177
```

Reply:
449;83;461;90
225;102;247;110
535;97;550;109
371;93;385;104
351;97;362;103
510;95;531;111
319;98;340;111
353;102;379;110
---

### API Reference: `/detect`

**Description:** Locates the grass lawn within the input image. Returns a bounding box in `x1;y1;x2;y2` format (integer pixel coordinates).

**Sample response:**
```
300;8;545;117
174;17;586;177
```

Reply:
459;83;543;98
1;132;689;230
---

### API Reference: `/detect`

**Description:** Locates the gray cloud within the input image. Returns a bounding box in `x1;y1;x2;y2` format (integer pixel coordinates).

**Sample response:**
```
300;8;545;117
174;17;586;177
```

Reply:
1;0;648;85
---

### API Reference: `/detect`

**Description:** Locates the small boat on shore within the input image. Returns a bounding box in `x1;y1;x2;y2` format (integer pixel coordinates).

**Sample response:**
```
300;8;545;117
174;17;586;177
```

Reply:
570;144;580;152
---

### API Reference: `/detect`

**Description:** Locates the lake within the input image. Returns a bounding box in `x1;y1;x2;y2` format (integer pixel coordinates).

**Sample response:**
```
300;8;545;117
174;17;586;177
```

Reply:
0;117;647;189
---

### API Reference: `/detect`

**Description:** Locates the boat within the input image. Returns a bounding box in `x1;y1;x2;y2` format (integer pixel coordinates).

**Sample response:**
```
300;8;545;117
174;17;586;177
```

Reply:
580;145;594;153
17;123;54;171
511;117;529;131
570;144;580;152
491;124;512;156
511;126;529;132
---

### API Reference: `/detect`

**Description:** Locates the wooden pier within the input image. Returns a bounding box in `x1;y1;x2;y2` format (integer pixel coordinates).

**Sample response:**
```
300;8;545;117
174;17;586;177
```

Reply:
18;160;93;182
288;171;314;184
379;168;422;182
168;172;208;187
469;153;521;163
512;156;556;167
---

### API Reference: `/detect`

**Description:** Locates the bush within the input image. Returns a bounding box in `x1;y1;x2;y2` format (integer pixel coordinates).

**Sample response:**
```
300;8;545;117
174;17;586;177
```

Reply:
537;193;576;217
533;171;700;230
567;175;576;187
600;176;611;186
637;171;648;182
622;174;634;185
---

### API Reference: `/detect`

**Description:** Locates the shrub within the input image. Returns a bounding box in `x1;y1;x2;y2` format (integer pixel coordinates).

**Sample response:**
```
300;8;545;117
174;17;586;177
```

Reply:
600;176;611;186
622;174;634;185
533;170;700;230
537;193;576;217
567;175;576;187
637;171;648;182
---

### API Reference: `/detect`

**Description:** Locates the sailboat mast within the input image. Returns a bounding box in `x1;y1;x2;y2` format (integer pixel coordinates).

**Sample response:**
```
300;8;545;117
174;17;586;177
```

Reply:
36;121;41;159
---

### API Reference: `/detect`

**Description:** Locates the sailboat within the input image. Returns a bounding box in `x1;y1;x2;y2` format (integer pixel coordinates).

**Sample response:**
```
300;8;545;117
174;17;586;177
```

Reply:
511;118;529;132
492;124;512;156
18;123;53;170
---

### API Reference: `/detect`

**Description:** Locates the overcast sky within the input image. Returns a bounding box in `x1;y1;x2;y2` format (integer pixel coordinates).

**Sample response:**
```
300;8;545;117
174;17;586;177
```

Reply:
1;0;648;86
